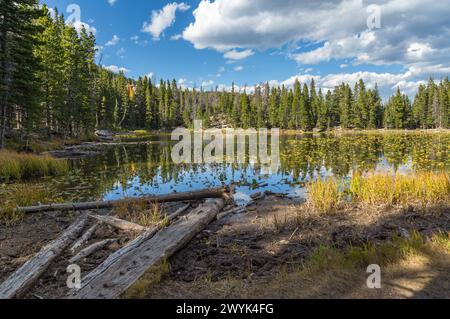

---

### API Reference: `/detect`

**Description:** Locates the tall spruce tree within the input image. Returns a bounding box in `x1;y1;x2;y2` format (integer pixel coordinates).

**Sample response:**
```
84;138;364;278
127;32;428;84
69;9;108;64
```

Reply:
0;0;42;148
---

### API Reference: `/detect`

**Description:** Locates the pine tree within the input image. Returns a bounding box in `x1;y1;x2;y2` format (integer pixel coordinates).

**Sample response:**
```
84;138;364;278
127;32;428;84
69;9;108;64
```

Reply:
443;77;450;128
231;83;240;127
79;26;97;134
316;89;328;131
325;90;334;129
278;85;289;128
0;0;42;148
310;79;318;127
144;77;153;129
203;91;211;128
329;86;341;127
289;79;301;129
412;84;428;129
268;87;279;128
254;86;264;128
299;83;313;131
182;90;192;128
339;84;353;128
385;88;411;129
426;78;437;128
354;79;369;128
368;85;382;129
240;90;250;128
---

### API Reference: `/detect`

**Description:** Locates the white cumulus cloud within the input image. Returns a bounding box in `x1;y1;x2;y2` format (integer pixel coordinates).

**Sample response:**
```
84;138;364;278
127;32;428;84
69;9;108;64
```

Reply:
224;49;254;61
105;34;120;46
181;0;450;84
142;2;190;40
104;65;130;74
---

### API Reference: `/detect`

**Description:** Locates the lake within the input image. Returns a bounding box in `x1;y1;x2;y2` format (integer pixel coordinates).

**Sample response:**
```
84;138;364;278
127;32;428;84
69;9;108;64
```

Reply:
45;132;449;204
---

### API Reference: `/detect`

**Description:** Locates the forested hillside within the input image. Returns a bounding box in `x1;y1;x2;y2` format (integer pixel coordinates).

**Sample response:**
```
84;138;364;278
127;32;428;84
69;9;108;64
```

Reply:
1;1;449;149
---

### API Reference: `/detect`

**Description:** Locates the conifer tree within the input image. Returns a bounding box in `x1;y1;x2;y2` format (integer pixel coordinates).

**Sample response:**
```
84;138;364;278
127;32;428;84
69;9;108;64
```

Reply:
316;89;328;131
268;87;279;128
0;0;42;148
240;90;250;128
289;79;301;129
299;83;312;131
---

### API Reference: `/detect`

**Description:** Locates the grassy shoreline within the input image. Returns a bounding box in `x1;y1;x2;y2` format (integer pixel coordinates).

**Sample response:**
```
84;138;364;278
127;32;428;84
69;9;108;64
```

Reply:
2;128;449;150
0;150;68;182
307;172;450;213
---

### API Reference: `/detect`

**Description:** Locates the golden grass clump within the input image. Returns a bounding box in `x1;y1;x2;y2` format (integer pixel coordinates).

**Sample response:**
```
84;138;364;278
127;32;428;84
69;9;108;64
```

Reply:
349;171;450;206
115;199;168;227
0;184;61;225
307;178;341;213
307;171;449;213
0;150;68;181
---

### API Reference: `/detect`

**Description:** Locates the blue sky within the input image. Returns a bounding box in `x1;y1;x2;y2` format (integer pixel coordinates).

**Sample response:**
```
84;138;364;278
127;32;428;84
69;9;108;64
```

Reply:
41;0;450;98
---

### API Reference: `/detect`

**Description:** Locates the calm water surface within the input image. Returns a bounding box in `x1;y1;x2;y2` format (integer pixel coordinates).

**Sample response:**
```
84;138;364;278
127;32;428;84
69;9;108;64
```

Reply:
46;132;449;204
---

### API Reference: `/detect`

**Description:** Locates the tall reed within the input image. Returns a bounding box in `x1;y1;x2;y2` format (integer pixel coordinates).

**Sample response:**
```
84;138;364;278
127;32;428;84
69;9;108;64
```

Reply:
0;150;68;181
0;184;62;225
349;171;450;206
307;171;449;213
307;178;342;213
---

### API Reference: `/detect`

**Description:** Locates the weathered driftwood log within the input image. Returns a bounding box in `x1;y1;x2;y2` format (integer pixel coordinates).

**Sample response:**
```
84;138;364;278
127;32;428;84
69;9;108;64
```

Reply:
0;217;88;299
73;203;191;289
167;203;191;220
217;206;246;220
15;187;227;214
69;239;118;264
68;199;223;299
69;223;99;254
89;215;146;232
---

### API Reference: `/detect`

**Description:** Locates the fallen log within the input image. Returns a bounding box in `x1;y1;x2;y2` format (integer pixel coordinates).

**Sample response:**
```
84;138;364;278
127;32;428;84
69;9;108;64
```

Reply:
89;215;146;232
74;203;191;288
69;239;118;264
0;217;88;299
167;203;191;220
68;199;223;299
69;223;99;254
14;187;227;214
217;206;246;220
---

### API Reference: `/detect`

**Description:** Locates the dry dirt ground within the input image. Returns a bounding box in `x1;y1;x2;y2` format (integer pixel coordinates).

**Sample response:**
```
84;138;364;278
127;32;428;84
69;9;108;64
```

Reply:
143;196;450;299
0;196;449;299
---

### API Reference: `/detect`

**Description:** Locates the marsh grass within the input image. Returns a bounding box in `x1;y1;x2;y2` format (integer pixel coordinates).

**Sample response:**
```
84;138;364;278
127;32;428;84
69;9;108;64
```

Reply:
115;199;168;227
307;171;449;213
307;178;342;213
0;150;68;181
349;171;450;206
0;184;63;225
